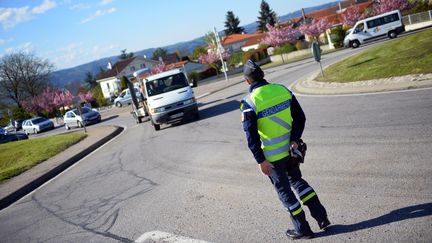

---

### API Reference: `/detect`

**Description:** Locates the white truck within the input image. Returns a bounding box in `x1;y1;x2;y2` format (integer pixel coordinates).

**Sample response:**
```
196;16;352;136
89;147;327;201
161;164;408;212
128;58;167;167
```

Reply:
344;10;405;48
131;68;199;131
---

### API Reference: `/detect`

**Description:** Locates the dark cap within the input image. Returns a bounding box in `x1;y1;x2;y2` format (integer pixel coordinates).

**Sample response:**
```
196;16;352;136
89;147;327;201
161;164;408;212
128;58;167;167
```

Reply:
243;59;264;81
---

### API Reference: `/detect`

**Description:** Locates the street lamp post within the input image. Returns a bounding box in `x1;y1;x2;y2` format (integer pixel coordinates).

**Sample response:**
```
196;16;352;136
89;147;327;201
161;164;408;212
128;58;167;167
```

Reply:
213;27;229;82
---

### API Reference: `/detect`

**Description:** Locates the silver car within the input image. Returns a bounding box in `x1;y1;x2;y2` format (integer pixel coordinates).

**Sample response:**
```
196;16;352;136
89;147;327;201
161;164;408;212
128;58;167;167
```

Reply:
22;117;54;135
63;107;101;130
114;87;143;107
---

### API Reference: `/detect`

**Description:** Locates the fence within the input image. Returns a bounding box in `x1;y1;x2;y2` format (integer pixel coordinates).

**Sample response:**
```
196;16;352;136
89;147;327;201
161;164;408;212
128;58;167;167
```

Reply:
402;10;432;25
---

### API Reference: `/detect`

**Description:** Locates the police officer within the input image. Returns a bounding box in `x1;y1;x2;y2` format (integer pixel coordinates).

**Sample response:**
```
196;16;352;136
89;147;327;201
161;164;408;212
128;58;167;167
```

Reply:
240;60;330;239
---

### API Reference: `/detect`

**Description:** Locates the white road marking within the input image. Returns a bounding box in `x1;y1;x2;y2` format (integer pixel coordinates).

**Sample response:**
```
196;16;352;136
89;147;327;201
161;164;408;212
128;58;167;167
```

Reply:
196;92;211;99
134;231;211;243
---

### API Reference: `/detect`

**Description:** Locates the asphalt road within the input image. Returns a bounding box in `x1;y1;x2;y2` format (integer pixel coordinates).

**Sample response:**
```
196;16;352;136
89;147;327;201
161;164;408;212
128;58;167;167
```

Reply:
1;43;431;242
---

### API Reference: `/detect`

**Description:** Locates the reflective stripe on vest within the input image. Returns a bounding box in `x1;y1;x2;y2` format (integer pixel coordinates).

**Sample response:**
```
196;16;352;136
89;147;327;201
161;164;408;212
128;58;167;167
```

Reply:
243;84;293;162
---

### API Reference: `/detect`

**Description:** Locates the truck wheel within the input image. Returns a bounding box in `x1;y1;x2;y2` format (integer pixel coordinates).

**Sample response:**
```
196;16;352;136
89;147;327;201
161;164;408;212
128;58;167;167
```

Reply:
116;102;122;107
388;31;397;39
153;123;160;131
351;40;360;48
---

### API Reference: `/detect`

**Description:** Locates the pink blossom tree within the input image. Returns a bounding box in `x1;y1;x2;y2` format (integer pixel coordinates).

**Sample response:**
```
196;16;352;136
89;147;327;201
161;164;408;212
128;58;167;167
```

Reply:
341;5;365;27
261;23;298;47
373;0;410;15
151;63;171;74
78;91;95;104
299;18;332;41
198;50;230;76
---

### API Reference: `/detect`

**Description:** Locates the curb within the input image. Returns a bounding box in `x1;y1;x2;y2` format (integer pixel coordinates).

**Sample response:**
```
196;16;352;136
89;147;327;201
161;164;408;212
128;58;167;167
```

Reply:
0;125;124;211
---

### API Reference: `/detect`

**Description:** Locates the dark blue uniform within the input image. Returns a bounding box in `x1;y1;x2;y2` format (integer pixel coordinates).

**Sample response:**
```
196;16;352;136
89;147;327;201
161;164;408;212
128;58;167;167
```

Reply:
241;79;329;235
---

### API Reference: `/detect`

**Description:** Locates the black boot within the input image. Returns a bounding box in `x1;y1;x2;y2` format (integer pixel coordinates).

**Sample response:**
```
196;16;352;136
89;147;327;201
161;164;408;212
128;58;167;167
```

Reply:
318;218;331;231
286;229;315;240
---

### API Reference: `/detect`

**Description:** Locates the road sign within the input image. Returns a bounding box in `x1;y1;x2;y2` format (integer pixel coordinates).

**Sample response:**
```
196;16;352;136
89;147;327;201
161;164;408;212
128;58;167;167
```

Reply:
311;42;321;62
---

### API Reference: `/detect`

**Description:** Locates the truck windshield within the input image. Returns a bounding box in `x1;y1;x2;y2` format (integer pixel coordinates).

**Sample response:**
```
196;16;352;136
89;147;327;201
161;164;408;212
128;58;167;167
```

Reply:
146;73;189;97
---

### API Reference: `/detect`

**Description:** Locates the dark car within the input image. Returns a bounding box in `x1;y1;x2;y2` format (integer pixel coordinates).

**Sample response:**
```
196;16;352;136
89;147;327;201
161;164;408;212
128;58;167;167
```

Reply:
0;128;28;144
14;119;25;130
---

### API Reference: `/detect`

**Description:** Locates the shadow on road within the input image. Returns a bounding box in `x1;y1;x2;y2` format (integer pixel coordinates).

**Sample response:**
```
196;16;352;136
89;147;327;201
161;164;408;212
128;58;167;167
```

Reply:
101;115;119;122
316;202;432;238
198;100;240;121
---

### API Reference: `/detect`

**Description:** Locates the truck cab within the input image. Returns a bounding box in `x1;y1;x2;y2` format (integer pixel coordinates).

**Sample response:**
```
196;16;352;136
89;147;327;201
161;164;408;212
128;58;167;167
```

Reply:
141;69;198;130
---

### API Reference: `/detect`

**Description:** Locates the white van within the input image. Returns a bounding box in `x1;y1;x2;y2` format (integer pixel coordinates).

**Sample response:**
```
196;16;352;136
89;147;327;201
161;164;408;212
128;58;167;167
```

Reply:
344;10;405;48
141;68;198;131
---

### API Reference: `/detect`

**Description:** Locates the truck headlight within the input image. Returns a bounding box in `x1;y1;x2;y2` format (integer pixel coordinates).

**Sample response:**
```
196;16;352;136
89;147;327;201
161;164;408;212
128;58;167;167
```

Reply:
183;98;195;105
151;107;165;113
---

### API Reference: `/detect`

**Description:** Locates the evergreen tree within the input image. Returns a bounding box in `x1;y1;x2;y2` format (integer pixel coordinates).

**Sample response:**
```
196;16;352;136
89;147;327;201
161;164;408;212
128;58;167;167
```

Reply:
119;49;134;60
152;47;168;61
224;11;245;35
257;0;278;32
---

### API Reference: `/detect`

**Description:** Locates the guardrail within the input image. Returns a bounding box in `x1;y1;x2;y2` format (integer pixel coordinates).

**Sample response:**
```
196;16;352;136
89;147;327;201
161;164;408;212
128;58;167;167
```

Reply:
403;10;432;25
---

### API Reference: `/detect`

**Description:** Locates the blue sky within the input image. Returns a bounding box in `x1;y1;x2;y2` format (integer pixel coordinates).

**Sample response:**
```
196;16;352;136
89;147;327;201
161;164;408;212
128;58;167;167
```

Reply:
0;0;332;70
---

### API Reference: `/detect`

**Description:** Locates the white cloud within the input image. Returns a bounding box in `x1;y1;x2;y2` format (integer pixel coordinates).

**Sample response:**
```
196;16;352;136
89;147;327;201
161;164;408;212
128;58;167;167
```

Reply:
0;37;14;45
69;3;91;11
32;0;57;14
5;42;34;54
47;42;119;69
81;7;117;24
0;6;33;30
0;0;57;30
100;0;114;5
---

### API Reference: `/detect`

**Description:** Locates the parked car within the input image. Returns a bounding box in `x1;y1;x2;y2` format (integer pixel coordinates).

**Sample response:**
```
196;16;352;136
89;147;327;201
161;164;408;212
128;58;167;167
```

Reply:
14;119;25;130
114;87;143;107
63;107;101;130
22;117;54;135
4;122;15;132
0;127;28;144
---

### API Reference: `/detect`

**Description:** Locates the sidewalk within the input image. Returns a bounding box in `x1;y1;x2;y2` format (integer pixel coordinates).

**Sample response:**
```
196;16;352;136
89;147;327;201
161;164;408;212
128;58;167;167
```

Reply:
291;71;432;95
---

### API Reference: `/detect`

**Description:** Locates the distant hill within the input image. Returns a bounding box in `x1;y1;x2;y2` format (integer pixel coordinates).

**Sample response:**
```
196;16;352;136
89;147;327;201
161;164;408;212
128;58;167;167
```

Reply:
50;1;339;87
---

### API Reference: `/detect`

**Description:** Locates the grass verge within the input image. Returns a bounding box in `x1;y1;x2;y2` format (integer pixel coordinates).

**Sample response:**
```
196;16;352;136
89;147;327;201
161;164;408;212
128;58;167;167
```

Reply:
0;133;87;183
316;29;432;82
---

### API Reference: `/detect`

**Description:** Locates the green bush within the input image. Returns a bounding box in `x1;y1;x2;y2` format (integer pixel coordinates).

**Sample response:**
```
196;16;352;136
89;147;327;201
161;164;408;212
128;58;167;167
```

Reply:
91;85;107;107
273;43;297;55
330;25;346;48
228;52;244;68
0;107;32;126
188;71;202;82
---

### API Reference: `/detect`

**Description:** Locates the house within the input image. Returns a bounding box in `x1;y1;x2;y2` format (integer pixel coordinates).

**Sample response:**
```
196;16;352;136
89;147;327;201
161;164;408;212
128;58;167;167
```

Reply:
96;56;159;99
221;33;266;53
241;33;267;52
134;60;206;82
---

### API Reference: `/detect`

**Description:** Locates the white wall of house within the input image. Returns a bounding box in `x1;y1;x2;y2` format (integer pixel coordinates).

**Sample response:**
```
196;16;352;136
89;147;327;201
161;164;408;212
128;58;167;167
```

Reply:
224;41;247;52
241;43;260;52
98;77;121;99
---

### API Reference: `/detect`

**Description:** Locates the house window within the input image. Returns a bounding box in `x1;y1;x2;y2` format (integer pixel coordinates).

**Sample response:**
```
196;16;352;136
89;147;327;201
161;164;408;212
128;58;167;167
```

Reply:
140;63;146;69
130;66;136;72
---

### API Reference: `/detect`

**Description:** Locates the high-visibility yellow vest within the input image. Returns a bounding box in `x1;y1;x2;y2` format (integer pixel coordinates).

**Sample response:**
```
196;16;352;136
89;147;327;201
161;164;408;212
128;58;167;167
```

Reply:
243;84;293;162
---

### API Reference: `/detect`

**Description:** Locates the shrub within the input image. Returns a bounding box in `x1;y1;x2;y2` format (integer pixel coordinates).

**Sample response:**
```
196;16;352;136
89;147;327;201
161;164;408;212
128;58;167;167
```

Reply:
295;41;308;50
242;48;268;64
228;52;244;68
273;43;297;55
330;25;346;48
91;85;107;107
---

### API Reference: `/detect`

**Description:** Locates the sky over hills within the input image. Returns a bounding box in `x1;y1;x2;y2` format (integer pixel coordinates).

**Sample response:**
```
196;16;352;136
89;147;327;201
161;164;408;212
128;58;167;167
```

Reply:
0;0;333;70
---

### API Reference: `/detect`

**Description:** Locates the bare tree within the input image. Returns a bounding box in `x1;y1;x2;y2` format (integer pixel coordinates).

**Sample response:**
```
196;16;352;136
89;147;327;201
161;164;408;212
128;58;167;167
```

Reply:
0;52;54;108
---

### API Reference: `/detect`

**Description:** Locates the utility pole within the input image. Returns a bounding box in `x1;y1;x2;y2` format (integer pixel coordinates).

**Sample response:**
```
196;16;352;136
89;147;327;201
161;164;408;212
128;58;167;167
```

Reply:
213;27;229;82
